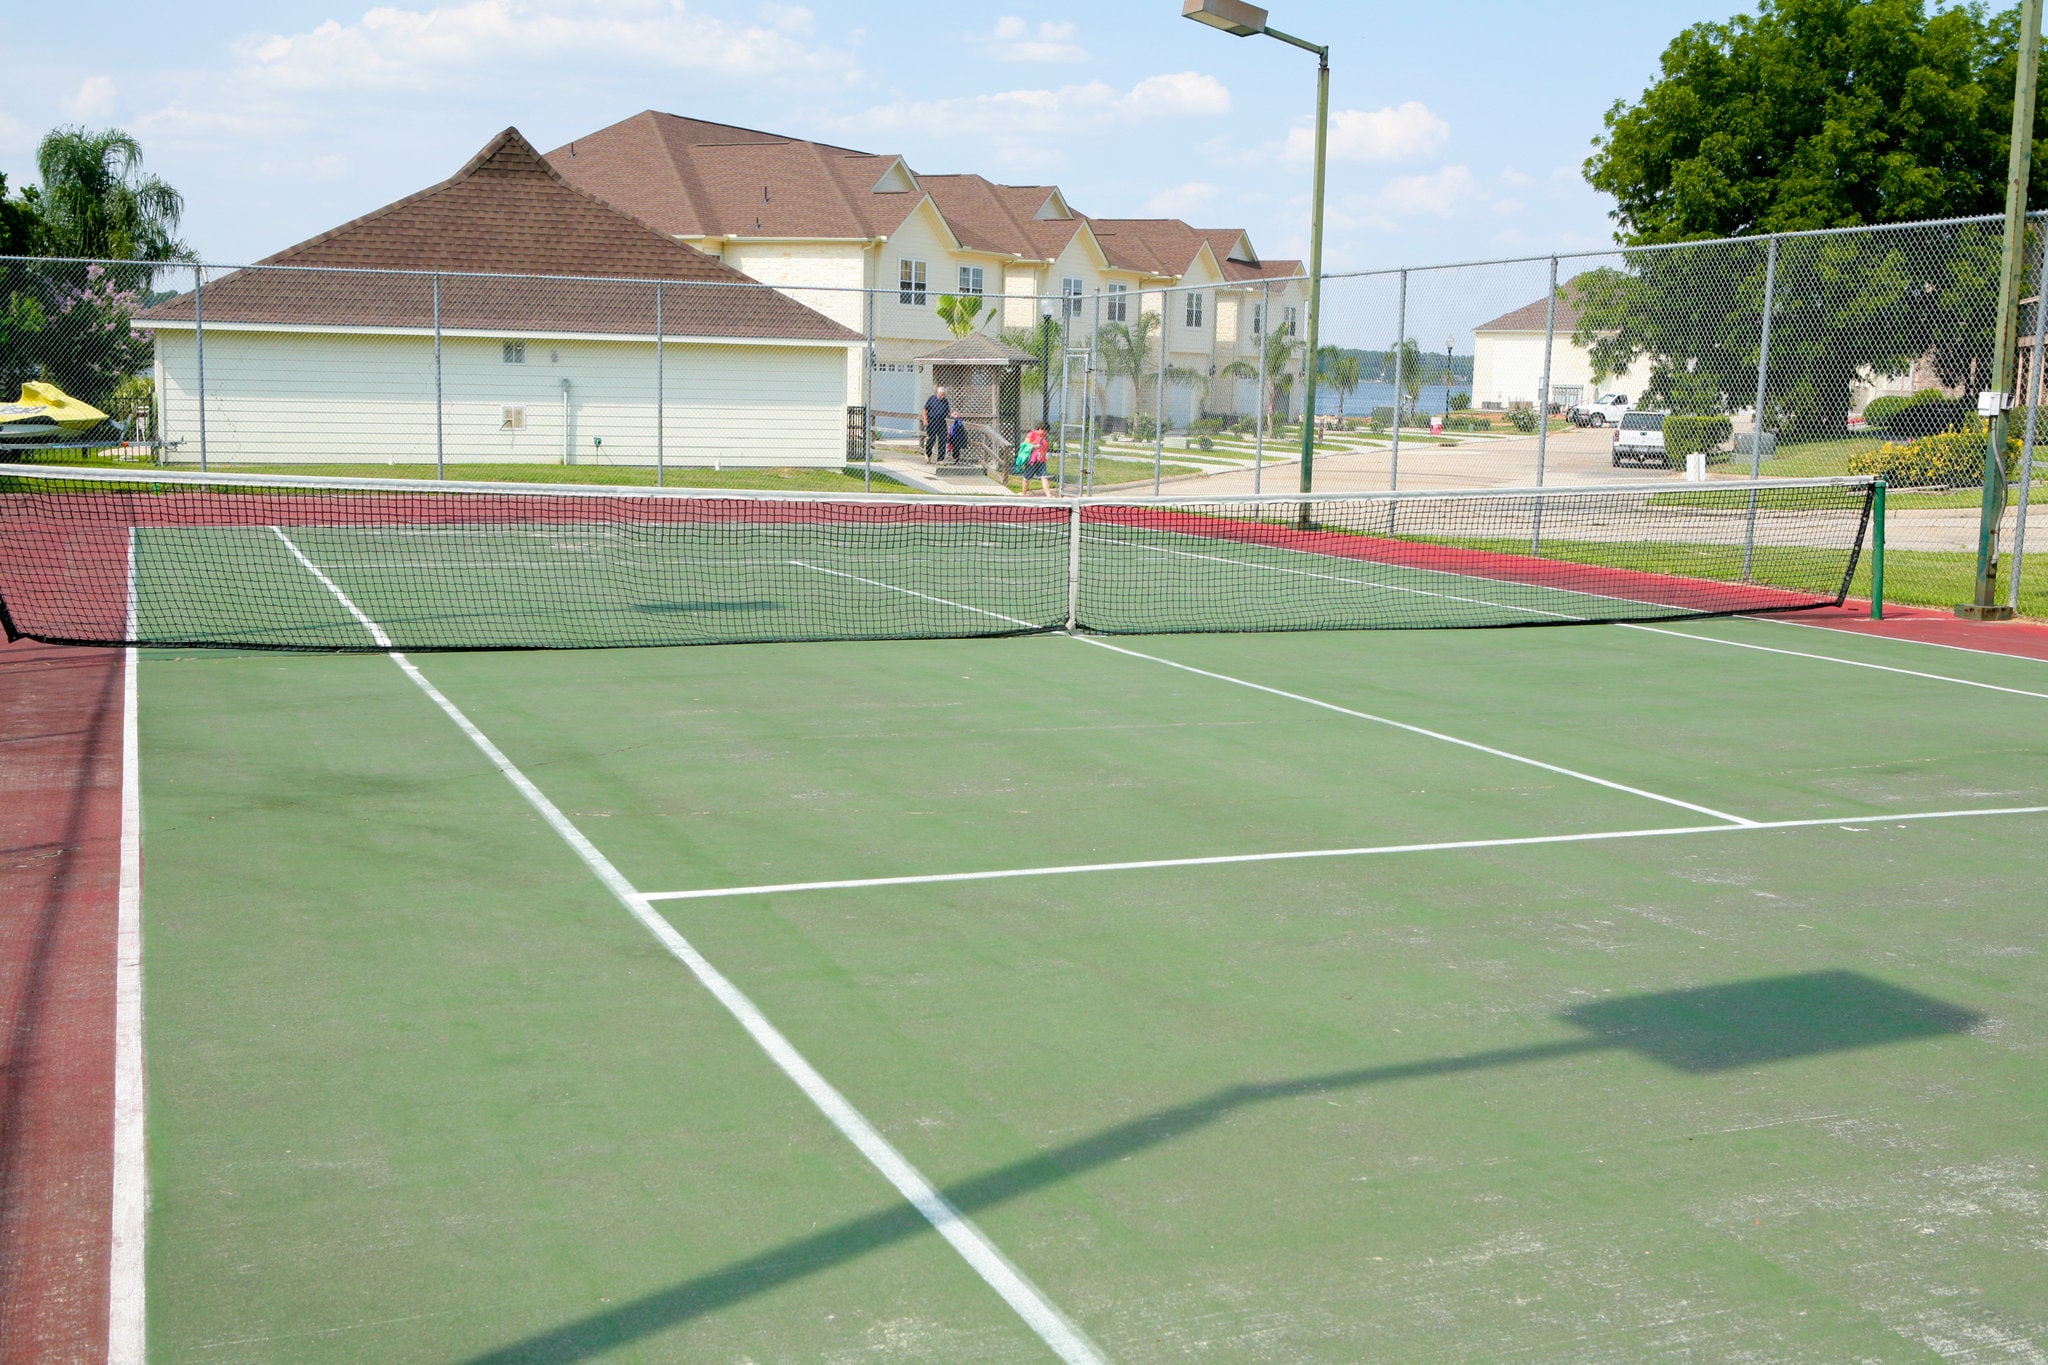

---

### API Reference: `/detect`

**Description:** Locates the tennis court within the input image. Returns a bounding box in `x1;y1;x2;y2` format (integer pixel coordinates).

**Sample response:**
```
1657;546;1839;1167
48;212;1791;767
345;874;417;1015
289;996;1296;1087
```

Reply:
5;470;2046;1361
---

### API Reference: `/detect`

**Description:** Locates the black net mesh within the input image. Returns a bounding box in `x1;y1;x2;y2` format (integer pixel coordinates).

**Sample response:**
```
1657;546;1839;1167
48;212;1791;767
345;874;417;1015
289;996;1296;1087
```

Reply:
0;468;1872;651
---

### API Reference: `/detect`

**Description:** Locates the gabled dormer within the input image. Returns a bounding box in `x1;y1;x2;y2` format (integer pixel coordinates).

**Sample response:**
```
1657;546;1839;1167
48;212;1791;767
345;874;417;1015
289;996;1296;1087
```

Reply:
1035;189;1074;221
871;158;918;194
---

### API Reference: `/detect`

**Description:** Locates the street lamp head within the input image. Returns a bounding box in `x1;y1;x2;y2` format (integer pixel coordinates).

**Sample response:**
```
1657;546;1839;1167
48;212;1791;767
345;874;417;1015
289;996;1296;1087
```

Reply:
1182;0;1268;37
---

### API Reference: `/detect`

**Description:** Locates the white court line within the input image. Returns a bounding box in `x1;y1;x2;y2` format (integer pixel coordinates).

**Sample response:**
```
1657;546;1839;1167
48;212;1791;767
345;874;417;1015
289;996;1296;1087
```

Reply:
1618;623;2048;700
787;561;1754;826
1747;612;2048;664
1075;637;1759;825
1070;532;2048;702
108;534;145;1365
791;559;1044;629
644;804;2048;903
268;529;1105;1365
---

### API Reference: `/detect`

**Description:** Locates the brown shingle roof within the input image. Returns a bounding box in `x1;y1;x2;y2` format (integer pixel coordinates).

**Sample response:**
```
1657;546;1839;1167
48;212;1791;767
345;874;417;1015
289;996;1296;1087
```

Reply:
1474;283;1587;334
136;129;857;343
546;111;916;241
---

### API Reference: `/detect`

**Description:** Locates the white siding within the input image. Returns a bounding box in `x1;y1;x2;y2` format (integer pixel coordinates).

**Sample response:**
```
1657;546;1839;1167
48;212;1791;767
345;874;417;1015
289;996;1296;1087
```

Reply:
152;329;851;467
1471;330;1654;410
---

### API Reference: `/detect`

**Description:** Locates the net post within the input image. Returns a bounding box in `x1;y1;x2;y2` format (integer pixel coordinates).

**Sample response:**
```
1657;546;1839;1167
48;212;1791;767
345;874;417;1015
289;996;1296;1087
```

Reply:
192;263;208;472
1065;502;1082;632
1871;479;1887;619
1742;235;1780;580
655;280;665;488
432;272;444;481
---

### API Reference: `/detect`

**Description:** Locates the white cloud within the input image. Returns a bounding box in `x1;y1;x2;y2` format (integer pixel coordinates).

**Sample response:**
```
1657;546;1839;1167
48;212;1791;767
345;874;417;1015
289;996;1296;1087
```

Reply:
232;0;857;93
981;16;1085;63
64;75;118;121
843;71;1229;139
1333;165;1505;232
0;110;37;157
1286;102;1449;164
1497;168;1534;188
1145;181;1216;217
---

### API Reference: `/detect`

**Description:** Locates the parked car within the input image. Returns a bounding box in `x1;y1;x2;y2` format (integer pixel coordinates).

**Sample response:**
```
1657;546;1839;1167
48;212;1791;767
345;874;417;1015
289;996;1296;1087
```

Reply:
1612;410;1670;466
1571;393;1632;427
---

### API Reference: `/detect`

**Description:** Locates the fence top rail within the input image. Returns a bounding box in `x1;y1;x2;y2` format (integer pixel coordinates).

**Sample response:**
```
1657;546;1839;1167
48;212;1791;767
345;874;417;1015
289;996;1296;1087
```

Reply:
1317;208;2048;284
0;463;1875;506
0;255;1084;302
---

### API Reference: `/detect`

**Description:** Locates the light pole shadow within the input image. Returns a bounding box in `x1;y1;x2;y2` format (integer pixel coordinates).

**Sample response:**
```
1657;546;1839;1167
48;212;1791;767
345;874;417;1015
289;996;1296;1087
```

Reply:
457;969;1979;1364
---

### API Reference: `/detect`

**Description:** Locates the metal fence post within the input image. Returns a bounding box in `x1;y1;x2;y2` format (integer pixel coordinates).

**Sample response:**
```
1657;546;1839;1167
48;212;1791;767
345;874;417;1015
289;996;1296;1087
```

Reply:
863;285;875;493
432;272;444;480
1531;256;1559;554
1390;269;1406;488
1742;234;1781;578
1153;289;1168;494
2009;230;2048;610
1255;283;1269;495
193;264;207;472
655;280;665;487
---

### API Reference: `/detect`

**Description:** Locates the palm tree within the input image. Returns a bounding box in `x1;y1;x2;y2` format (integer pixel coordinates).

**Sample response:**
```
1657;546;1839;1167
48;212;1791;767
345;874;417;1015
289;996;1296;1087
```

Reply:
935;293;989;339
1001;317;1064;403
1318;348;1362;422
1098;310;1161;426
34;127;189;261
1382;338;1425;423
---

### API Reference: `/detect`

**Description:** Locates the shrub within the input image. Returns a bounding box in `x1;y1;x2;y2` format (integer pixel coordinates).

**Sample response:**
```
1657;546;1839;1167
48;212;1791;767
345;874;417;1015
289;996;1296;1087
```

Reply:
1507;407;1539;433
1188;417;1225;434
1847;417;2018;488
1448;390;1471;412
1131;414;1168;441
1663;414;1732;458
1864;389;1968;439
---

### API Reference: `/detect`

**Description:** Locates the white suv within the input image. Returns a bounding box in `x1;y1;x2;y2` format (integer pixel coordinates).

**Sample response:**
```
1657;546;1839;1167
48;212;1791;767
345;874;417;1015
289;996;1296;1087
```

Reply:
1612;411;1670;467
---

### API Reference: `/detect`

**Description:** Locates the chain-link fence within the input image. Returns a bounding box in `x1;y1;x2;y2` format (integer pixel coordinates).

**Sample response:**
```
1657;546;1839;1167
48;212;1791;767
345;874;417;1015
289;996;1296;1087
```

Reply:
1;214;2041;611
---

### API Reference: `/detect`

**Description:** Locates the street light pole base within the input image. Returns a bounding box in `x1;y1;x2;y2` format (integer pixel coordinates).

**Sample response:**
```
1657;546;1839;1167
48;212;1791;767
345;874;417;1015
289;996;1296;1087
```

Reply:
1953;603;2017;621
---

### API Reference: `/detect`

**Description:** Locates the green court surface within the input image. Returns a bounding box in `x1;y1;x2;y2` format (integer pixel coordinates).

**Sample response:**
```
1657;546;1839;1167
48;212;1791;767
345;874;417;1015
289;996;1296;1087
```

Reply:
136;612;2047;1361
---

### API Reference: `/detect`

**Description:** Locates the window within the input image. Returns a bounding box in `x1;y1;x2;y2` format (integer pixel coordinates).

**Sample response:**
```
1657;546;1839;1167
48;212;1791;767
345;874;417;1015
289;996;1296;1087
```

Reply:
1062;276;1084;318
1184;292;1205;328
1251;302;1264;336
500;406;526;430
1282;306;1298;336
502;340;526;364
957;265;984;296
1105;283;1128;324
898;258;927;305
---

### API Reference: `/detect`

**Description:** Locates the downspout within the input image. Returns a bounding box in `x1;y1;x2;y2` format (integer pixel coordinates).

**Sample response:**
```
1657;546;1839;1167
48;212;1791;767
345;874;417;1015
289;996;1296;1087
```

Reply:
560;376;574;464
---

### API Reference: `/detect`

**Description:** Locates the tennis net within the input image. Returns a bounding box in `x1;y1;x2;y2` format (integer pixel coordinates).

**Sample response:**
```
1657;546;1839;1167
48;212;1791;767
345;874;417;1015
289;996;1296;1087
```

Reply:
0;466;1876;651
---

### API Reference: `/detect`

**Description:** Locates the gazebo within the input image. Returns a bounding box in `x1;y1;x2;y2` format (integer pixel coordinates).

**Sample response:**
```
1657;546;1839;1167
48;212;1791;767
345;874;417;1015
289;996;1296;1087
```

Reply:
914;332;1037;456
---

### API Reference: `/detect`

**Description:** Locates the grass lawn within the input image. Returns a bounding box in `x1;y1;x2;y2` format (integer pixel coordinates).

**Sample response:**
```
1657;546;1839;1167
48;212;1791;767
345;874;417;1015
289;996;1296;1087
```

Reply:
4;453;922;494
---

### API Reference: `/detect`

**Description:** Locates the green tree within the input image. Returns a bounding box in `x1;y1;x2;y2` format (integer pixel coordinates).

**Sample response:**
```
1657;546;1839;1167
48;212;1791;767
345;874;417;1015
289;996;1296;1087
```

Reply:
0;173;40;257
1098;310;1161;421
1318;347;1362;420
1000;317;1064;403
935;292;985;338
1579;0;2036;435
34;126;190;261
1223;328;1305;425
1382;338;1425;421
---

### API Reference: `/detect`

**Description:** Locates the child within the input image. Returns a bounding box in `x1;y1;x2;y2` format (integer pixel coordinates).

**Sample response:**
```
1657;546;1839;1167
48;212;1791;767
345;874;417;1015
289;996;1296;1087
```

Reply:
948;415;968;464
1023;424;1052;495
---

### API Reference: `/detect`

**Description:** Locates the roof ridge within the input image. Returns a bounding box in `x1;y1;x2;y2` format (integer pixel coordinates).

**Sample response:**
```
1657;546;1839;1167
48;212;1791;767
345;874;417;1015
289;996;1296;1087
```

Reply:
258;126;529;266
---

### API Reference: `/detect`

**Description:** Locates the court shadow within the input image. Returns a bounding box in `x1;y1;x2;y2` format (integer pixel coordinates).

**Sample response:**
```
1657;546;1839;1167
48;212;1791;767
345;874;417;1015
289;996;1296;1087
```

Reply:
456;970;1977;1364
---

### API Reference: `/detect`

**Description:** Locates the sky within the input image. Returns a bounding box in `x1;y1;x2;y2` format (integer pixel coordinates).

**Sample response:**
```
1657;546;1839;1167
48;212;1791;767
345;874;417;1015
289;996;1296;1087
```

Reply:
0;0;1755;274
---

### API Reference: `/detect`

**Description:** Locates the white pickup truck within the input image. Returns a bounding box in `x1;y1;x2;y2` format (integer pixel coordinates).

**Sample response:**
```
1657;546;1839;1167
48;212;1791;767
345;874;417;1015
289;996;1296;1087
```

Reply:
1571;393;1632;427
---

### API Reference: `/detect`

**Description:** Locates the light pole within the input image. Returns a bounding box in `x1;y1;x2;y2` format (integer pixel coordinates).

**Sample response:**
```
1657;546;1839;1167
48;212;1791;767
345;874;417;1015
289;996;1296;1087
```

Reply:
1445;336;1455;421
1960;0;2042;620
1183;0;1328;498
